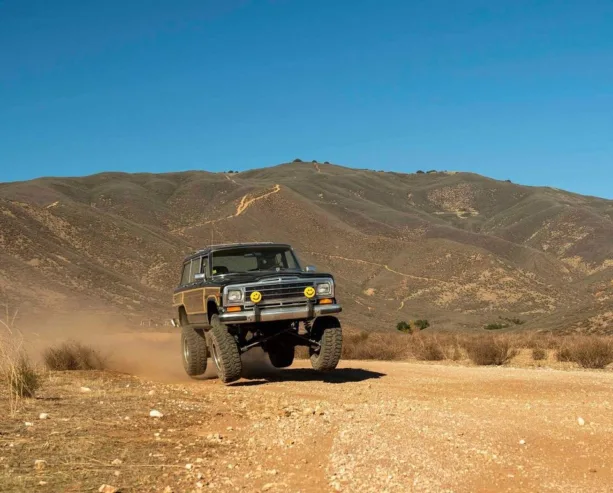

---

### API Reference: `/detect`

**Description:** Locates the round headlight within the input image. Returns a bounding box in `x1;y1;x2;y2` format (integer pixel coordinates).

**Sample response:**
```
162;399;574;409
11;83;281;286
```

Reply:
227;289;243;303
316;283;332;296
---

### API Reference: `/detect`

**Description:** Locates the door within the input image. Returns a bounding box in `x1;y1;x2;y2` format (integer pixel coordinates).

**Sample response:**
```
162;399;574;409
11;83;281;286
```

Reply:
183;257;206;324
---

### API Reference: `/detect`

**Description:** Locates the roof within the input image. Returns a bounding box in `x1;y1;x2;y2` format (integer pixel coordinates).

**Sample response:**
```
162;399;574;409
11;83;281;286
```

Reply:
182;242;292;262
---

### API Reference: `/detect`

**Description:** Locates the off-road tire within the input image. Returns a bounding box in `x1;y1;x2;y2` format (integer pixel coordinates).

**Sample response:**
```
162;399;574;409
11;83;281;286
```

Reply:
181;327;208;377
310;316;342;372
208;315;242;384
268;344;295;368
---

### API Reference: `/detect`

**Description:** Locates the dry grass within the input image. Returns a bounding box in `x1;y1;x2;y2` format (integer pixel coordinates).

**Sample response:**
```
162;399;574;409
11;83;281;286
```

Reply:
532;347;547;361
412;335;446;361
341;331;410;360
43;340;108;371
300;328;613;370
462;335;519;366
558;337;613;369
0;306;42;413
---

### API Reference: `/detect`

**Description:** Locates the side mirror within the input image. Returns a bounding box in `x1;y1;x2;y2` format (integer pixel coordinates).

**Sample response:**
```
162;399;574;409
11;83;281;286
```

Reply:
305;265;316;273
194;273;206;280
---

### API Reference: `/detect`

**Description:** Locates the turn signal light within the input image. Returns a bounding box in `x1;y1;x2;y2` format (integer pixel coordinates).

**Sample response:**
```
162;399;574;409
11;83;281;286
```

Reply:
226;306;242;313
318;298;334;305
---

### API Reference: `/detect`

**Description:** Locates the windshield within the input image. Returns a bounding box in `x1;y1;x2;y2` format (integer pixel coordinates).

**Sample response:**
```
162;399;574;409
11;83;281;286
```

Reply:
210;246;301;275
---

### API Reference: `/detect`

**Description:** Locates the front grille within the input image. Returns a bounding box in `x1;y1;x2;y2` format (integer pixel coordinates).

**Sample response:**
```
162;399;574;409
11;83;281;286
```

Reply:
245;281;313;304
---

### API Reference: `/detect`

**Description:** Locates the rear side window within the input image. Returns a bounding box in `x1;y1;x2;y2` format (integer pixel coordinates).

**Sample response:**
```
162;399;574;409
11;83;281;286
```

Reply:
188;258;202;283
180;263;191;285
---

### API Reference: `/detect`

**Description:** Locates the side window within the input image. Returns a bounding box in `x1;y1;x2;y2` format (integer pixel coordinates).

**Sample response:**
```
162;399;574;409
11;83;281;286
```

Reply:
201;257;209;279
188;257;202;283
180;263;191;285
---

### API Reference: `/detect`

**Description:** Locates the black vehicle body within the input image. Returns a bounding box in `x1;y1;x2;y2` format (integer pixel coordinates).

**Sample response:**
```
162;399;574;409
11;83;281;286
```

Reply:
172;242;343;383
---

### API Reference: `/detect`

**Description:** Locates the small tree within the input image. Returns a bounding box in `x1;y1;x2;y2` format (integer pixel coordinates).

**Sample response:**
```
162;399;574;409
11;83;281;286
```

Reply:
396;321;412;334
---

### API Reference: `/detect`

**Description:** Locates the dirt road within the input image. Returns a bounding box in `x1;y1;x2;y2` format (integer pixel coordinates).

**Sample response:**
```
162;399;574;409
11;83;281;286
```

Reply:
3;353;613;492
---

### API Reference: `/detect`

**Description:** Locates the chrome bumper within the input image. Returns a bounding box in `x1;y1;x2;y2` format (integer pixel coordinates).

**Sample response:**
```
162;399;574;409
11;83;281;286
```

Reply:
219;304;342;324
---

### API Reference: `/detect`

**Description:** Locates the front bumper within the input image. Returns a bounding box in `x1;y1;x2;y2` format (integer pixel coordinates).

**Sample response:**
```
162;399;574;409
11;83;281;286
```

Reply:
219;303;342;324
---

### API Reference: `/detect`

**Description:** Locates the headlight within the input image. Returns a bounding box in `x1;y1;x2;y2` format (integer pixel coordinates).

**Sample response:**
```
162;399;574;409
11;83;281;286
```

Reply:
316;282;332;296
227;289;243;303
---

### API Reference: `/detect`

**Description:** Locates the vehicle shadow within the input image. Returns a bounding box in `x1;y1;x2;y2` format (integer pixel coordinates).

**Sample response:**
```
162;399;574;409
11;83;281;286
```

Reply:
232;367;386;386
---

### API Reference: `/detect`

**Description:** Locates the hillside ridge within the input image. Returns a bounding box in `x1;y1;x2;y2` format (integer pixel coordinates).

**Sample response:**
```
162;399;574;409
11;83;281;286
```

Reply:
1;162;612;333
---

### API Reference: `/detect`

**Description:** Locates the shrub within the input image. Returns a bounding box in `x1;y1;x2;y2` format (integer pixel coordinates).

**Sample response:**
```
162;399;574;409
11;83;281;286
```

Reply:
414;319;430;330
413;338;446;361
324;161;330;164
1;307;43;410
427;170;437;174
567;338;613;369
499;316;525;325
484;323;507;331
416;170;425;174
556;346;573;362
463;336;519;365
396;321;412;334
8;355;41;398
341;330;410;361
532;347;547;361
292;158;303;163
43;341;107;371
312;160;318;163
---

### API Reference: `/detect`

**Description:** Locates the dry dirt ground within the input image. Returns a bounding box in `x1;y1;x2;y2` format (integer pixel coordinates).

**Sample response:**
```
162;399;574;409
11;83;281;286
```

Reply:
2;337;613;493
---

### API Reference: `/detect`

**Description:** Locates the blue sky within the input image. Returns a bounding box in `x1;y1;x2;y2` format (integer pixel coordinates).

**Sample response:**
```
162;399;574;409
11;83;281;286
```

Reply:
1;0;612;198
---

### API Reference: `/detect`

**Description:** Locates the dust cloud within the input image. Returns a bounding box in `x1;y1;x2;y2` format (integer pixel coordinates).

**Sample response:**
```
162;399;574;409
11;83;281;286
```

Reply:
19;311;280;383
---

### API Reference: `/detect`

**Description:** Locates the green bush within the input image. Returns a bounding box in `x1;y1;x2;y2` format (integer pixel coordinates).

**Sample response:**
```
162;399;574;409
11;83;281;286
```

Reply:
484;323;507;331
292;158;303;163
396;321;412;334
499;316;525;325
415;319;430;330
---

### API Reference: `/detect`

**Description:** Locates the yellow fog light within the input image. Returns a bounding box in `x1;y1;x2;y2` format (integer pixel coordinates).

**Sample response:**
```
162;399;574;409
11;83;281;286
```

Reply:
250;291;262;303
304;286;316;298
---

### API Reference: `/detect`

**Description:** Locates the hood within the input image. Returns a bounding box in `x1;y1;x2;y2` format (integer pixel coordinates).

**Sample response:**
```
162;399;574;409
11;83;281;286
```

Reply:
213;270;334;287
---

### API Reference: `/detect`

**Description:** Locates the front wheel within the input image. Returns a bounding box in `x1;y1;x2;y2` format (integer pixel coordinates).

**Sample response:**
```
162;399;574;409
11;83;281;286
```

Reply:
309;316;342;372
208;315;242;384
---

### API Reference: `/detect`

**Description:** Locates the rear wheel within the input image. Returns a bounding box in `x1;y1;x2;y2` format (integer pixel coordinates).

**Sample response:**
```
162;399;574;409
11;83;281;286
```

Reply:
181;327;208;377
208;315;242;384
310;316;342;372
268;344;295;368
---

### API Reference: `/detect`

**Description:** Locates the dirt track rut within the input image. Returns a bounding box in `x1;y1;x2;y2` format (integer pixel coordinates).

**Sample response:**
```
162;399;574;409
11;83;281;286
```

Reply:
181;359;613;493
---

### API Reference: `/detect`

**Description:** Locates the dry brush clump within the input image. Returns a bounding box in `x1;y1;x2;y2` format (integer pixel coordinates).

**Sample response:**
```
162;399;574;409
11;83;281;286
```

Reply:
0;307;42;410
341;330;411;361
462;335;519;366
532;347;547;361
556;337;613;369
43;340;107;371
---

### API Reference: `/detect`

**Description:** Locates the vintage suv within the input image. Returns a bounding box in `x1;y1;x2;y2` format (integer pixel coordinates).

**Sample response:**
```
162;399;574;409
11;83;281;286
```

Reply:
171;242;343;383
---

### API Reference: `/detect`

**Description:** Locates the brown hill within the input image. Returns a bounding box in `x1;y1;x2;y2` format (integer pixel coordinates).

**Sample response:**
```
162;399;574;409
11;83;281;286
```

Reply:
1;162;612;333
